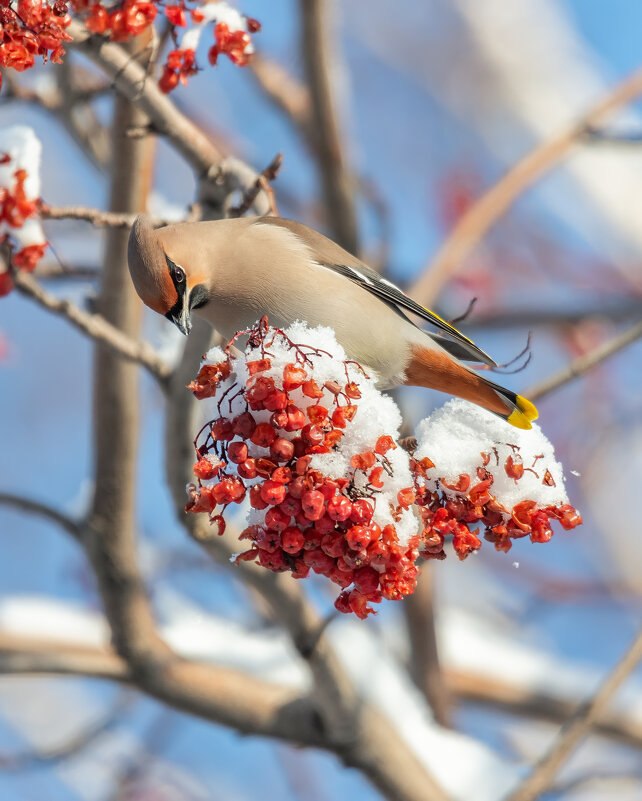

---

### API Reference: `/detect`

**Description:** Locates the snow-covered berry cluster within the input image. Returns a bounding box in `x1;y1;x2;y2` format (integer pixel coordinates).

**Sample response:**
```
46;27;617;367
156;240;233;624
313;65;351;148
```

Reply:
185;320;583;618
0;0;259;95
185;317;421;619
412;400;583;559
0;126;47;297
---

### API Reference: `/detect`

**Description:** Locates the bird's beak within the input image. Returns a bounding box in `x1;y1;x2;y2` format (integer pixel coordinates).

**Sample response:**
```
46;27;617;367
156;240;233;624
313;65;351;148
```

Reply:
169;306;192;336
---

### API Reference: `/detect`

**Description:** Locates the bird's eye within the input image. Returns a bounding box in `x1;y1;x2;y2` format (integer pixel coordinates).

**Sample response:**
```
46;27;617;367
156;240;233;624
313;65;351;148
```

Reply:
173;265;185;283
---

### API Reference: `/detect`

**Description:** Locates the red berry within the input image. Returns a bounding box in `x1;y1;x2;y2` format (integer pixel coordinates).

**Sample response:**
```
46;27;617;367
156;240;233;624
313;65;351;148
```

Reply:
258;548;288;572
238;459;258;479
285;405;306;431
271;466;292;484
270;410;288;429
281;526;305;554
283;363;307;390
351;451;376;470
261;480;287;505
270;437;295;462
233;411;256;438
249;484;268;510
346;525;374;551
227;441;248;464
302;379;323;399
301;490;325;520
301;424;324;447
350;499;374;524
251;423;277;448
265;506;290;532
353;566;380;596
314;513;336;536
280;496;301;517
375;435;396;455
288;476;306;499
331;405;358;428
307;405;328;424
326;495;353;522
264;390;288;412
255;458;276;478
193;457;221;480
211;418;234;441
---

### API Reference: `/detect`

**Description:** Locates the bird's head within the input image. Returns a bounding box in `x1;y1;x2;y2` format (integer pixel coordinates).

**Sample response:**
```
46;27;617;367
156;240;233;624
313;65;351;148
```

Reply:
127;214;210;336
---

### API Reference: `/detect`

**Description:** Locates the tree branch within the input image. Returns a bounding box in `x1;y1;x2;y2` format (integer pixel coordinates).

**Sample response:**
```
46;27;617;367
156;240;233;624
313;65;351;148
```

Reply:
13;271;172;384
526;318;642;401
39;204;195;228
410;66;642;305
298;0;359;252
0;491;82;542
403;565;451;727
505;627;642;801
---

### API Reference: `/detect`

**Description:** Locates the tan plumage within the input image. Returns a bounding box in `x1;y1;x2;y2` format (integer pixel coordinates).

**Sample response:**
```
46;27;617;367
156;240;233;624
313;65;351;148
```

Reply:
127;214;538;429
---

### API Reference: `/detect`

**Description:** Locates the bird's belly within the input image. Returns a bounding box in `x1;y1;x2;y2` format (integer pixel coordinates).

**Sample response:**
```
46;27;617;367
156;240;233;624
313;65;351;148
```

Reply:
197;294;413;388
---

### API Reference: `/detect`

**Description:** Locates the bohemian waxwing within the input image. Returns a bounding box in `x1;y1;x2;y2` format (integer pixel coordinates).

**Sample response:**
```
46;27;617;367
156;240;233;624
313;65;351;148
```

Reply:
127;214;538;429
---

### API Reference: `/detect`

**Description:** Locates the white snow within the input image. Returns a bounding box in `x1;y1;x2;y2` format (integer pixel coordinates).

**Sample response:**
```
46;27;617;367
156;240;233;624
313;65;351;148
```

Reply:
0;125;46;251
415;398;570;512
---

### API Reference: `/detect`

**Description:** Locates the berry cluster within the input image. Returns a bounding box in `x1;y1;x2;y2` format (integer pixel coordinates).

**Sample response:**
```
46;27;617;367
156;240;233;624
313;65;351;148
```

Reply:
185;318;421;619
0;0;71;81
0;156;47;296
0;0;259;95
413;401;583;558
185;325;584;618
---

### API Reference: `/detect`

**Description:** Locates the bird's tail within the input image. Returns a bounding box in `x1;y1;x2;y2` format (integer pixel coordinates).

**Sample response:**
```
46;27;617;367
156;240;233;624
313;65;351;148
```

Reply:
404;345;538;430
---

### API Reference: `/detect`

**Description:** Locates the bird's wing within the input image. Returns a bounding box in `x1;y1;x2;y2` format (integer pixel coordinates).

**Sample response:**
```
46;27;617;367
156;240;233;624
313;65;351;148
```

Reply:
255;216;496;366
322;262;496;366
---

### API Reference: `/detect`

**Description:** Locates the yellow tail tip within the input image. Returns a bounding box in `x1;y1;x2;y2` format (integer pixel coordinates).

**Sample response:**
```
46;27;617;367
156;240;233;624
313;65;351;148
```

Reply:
507;395;539;430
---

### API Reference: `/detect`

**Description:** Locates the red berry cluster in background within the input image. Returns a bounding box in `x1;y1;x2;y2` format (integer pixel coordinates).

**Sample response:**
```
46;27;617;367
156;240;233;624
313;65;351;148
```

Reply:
185;318;421;619
0;0;71;83
0;0;259;95
412;448;583;560
0;156;47;297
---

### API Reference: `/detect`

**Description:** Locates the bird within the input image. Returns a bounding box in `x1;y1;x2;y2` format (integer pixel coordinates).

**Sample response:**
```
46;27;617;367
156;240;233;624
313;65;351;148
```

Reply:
128;214;538;429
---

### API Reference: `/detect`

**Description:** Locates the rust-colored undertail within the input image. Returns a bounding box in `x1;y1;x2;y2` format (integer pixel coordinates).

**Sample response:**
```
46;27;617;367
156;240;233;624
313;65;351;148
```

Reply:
404;345;538;429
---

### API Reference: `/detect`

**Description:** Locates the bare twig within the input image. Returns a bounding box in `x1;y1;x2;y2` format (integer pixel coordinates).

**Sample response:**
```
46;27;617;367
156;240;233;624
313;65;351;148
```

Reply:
299;0;358;252
0;491;82;543
505;627;642;801
411;66;642;304
448;669;642;751
41;205;159;228
229;153;283;217
526;319;642;401
13;271;171;384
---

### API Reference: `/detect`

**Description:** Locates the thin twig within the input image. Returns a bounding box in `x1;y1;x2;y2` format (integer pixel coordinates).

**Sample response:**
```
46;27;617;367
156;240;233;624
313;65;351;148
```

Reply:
40;203;202;228
448;670;642;751
229;153;283;217
411;66;642;305
13;271;172;384
504;627;642;801
526;319;642;401
0;492;82;542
